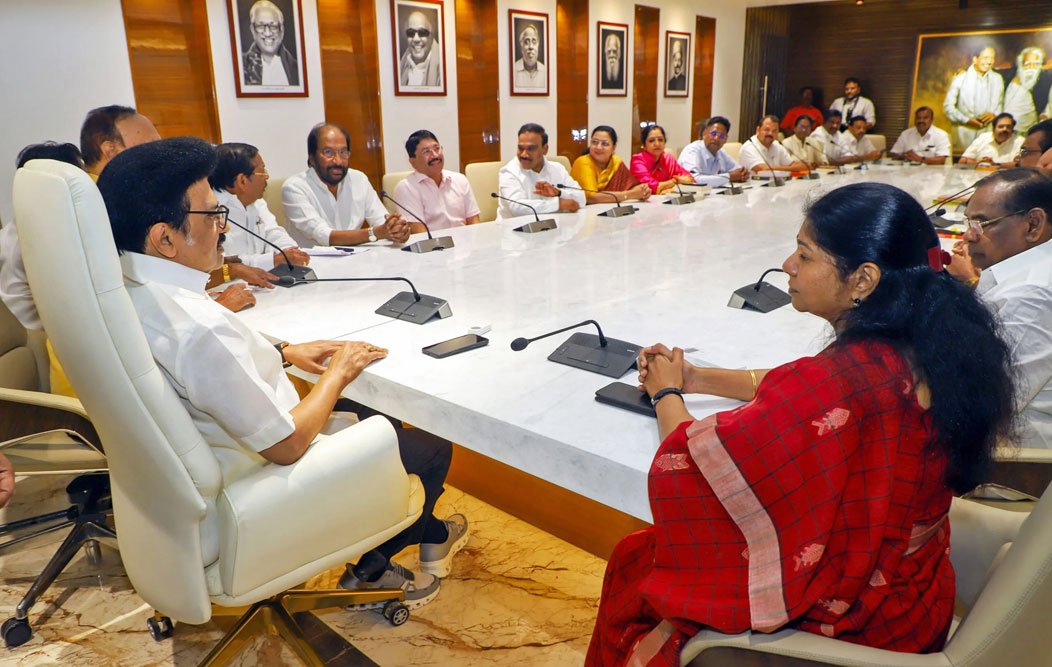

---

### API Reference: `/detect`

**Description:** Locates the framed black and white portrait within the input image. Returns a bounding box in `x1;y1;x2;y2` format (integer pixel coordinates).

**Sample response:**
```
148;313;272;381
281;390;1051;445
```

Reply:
597;22;628;97
664;31;691;98
227;0;308;97
391;0;447;96
509;10;549;96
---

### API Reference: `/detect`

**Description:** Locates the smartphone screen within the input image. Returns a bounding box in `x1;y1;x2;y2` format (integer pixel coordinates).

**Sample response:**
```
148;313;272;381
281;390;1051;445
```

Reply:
422;334;489;359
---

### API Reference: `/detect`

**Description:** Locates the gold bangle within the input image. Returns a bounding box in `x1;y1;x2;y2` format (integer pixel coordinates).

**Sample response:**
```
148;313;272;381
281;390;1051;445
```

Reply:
748;369;758;395
966;276;979;288
222;263;231;282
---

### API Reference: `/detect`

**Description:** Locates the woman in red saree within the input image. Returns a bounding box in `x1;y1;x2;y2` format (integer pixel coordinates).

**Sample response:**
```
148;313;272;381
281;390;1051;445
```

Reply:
587;183;1017;666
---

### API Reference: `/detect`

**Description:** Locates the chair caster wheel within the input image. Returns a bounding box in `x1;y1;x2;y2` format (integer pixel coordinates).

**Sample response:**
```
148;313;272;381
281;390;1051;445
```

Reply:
382;601;409;626
147;615;173;641
2;617;32;647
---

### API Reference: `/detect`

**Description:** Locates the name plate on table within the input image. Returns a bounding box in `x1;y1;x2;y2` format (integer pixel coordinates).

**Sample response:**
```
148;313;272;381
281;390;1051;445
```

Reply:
548;332;641;378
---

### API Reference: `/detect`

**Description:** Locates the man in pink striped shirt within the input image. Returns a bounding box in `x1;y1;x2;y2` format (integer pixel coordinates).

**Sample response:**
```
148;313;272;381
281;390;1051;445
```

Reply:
393;130;480;231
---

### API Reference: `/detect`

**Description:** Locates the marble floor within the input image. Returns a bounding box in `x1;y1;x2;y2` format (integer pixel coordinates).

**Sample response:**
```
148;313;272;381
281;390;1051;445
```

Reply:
0;475;607;666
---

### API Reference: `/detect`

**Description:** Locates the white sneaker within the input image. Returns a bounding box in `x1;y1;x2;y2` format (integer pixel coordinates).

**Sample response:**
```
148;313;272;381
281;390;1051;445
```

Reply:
339;561;440;610
419;514;470;578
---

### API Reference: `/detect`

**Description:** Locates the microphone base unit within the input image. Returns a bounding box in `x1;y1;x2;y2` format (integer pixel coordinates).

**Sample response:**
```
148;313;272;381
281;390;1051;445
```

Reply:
401;236;455;253
547;332;642;379
513;219;558;233
727;281;792;313
715;185;744;195
760;178;786;188
929;213;958;229
663;194;696;206
805;172;820;180
375;291;452;324
598;205;638;218
268;263;317;287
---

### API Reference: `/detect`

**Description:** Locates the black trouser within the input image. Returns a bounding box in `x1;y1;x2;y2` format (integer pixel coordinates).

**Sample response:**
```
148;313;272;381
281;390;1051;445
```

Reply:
337;400;452;577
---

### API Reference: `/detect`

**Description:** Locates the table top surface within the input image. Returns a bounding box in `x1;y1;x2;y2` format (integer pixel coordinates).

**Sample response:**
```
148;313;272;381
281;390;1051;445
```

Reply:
238;163;984;521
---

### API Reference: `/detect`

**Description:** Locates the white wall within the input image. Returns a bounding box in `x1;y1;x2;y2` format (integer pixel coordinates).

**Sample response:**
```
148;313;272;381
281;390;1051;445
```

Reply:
0;0;135;224
376;0;462;174
205;0;327;182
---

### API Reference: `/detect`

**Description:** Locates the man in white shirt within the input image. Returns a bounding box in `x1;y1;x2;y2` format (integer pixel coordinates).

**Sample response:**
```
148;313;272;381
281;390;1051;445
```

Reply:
810;110;844;162
513;24;546;89
242;0;298;87
960;113;1024;166
948;169;1052;448
780;115;827;169
393;130;480;231
888;106;951;165
677;116;748;187
835;116;881;164
943;46;1004;152
497;123;584;219
79;105;160;180
1018;120;1052;169
829;78;875;131
282;123;411;247
97;137;468;607
737;115;807;174
209;143;309;270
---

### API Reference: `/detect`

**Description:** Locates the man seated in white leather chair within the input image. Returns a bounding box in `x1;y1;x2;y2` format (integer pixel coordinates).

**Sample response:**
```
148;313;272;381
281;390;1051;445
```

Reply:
95;137;468;609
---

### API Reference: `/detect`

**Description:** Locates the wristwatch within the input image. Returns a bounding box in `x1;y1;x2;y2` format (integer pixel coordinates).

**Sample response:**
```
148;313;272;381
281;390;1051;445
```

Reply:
275;341;292;368
650;387;684;406
367;226;377;243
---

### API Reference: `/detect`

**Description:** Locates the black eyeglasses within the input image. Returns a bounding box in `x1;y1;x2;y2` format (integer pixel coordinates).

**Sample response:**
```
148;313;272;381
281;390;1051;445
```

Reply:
186;205;229;231
1018;147;1042;158
406;28;431;38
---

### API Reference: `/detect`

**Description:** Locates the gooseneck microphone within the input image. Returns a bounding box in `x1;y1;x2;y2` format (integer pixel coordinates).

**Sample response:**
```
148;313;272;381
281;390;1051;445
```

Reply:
490;193;558;233
750;136;785;187
274;274;451;324
728;267;791;313
925;183;978;229
556;184;637;218
380;190;455;253
225;214;317;286
511;319;609;351
648;156;694;204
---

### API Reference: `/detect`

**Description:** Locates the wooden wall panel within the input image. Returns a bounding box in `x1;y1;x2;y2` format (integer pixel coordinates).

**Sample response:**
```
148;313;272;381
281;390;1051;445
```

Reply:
748;0;1052;140
121;0;220;142
739;6;790;142
691;15;716;142
456;0;501;169
556;0;589;165
632;5;660;151
316;0;385;190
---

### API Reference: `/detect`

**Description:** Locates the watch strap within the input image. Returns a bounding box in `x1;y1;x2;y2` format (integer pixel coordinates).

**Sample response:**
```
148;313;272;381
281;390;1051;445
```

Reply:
650;387;684;406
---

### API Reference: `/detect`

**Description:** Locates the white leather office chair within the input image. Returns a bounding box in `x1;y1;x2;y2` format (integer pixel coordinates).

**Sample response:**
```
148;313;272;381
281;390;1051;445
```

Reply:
680;489;1052;666
550;154;572;172
262;176;286;228
14;160;426;664
465;160;502;222
723;142;742;162
869;134;887;153
381;170;413;215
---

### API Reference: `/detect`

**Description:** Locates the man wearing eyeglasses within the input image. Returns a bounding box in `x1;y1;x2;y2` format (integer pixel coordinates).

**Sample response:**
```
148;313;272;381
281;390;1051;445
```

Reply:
393;130;479;231
243;0;298;87
282;123;410;247
948;168;1052;448
677;116;748;187
399;10;441;88
1017;119;1052;170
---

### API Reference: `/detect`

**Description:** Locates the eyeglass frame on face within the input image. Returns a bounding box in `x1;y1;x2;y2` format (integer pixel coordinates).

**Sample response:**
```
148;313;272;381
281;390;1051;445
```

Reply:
590;138;612;148
417;144;443;158
406;28;431;39
319;148;350;160
252;21;282;34
1018;147;1042;158
185;205;230;232
707;129;728;140
963;208;1026;236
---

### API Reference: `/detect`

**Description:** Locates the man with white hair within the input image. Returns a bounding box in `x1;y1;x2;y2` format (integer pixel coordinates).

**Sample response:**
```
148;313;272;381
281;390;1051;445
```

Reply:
399;10;441;87
667;41;686;92
513;23;545;89
243;0;298;86
601;32;624;90
1003;47;1050;135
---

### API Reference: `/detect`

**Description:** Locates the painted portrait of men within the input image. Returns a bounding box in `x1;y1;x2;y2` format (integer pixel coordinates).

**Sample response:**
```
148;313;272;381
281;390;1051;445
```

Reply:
1001;46;1052;134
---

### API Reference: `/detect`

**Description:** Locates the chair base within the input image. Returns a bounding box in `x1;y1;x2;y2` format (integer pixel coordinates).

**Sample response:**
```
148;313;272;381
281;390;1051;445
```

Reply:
191;587;408;667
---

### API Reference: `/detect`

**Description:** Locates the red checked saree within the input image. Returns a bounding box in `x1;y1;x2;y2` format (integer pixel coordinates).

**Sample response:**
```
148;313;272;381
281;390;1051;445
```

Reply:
587;341;954;666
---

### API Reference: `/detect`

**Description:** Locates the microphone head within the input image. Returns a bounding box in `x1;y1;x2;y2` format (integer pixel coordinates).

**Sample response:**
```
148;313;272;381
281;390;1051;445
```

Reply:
556;183;565;189
275;275;297;287
510;337;529;352
380;190;389;198
933;208;946;217
490;192;499;198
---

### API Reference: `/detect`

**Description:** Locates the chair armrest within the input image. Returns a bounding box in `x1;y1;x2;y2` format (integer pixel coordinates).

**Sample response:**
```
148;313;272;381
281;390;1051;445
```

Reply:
0;386;88;418
948;497;1027;609
681;628;954;667
989;448;1052;498
0;387;100;451
216;415;419;598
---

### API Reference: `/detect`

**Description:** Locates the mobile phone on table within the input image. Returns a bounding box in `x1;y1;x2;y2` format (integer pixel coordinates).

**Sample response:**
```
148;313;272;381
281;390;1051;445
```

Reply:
422;334;489;359
595;382;657;417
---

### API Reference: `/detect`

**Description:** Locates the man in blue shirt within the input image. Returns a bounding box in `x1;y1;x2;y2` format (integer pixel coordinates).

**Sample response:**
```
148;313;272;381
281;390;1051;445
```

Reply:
678;116;748;187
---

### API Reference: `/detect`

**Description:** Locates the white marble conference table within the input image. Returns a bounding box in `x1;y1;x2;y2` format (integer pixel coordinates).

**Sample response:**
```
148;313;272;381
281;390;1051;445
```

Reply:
237;163;985;522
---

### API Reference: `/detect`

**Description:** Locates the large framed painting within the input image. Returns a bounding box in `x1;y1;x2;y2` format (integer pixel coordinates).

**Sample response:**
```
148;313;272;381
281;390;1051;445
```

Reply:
911;27;1052;152
509;10;549;96
391;0;447;96
597;22;628;97
664;31;691;98
227;0;308;97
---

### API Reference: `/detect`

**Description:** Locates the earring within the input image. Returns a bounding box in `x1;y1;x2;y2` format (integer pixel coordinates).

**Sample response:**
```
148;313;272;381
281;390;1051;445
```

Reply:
853;297;861;307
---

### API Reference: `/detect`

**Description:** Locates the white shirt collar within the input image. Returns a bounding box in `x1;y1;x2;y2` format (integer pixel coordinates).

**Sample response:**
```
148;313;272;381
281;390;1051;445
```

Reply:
305;167;345;198
987;239;1052;285
120;251;210;295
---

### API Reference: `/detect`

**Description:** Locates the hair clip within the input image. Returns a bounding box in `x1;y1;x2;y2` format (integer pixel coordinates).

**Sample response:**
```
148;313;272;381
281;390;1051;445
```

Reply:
927;246;951;272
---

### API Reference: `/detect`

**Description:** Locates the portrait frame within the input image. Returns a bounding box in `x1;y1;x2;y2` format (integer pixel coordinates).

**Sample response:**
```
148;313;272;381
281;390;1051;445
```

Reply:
597;22;629;97
391;0;447;96
509;9;550;97
664;31;691;98
910;27;1052;152
227;0;308;97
